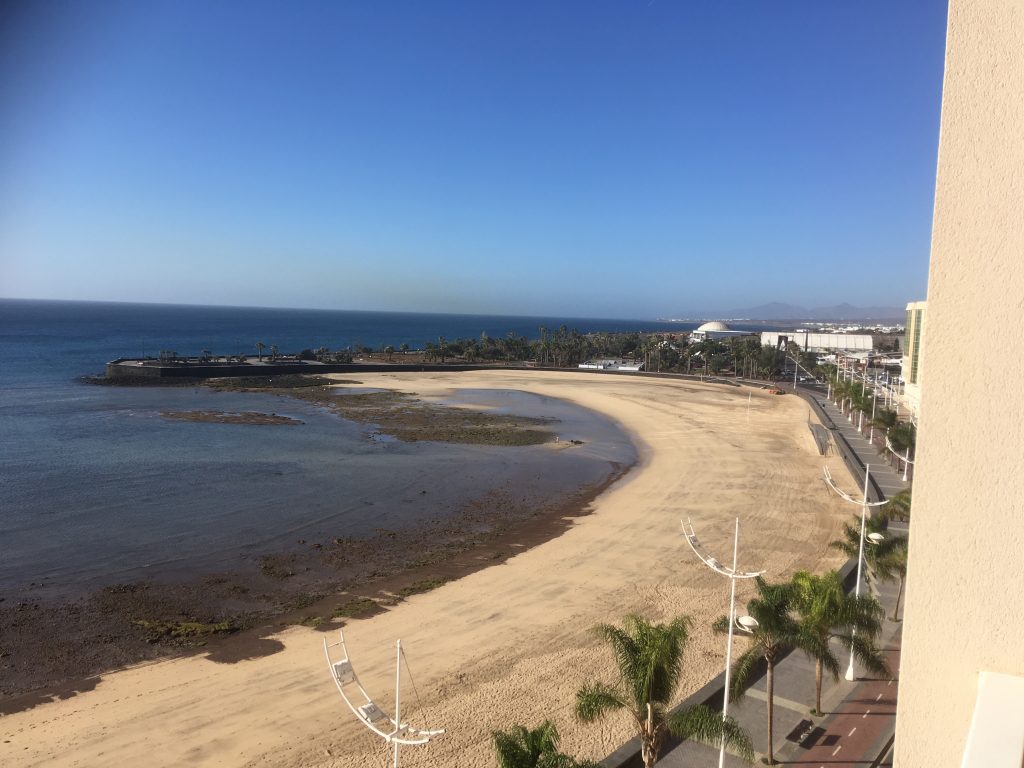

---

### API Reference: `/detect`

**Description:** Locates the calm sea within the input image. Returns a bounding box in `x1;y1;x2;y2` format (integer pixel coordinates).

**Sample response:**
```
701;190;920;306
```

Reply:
0;299;743;599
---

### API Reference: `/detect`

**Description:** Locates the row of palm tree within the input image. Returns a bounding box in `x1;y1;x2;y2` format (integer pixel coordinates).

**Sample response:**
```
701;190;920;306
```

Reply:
493;563;892;768
830;509;910;621
827;370;916;474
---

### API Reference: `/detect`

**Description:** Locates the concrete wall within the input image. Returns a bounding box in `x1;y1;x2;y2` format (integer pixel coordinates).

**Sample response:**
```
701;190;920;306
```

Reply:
893;2;1024;766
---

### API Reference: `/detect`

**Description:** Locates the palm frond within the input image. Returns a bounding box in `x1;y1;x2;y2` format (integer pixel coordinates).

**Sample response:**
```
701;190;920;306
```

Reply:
848;633;891;678
728;647;761;701
575;682;626;723
668;704;754;763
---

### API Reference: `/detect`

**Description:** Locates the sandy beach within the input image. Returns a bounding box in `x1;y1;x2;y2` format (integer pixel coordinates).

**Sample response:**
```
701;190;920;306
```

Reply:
1;370;852;767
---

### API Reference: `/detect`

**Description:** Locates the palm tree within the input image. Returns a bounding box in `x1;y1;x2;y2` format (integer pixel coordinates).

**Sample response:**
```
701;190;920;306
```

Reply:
888;422;916;457
871;407;898;434
713;578;801;766
384;345;395;362
255;341;265;361
492;721;600;768
790;571;890;714
872;544;909;621
828;515;889;567
576;614;753;768
399;342;409;356
882;490;912;523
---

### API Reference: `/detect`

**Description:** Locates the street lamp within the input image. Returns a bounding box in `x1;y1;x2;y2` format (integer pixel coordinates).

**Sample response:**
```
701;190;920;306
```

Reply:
885;434;916;482
823;464;887;680
682;518;764;768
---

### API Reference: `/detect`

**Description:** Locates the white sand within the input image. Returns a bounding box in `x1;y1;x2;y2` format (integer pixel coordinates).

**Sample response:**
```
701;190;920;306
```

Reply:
2;371;853;767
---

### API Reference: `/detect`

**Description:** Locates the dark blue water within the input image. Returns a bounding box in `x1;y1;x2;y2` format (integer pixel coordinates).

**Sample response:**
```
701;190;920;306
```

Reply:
0;299;715;388
1;299;714;598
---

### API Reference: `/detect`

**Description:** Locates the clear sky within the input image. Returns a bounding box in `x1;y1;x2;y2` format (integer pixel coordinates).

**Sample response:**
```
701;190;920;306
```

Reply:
0;1;948;319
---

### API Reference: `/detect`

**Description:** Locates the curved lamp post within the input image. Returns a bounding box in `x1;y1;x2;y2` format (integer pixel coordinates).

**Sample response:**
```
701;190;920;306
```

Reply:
682;518;764;768
885;434;916;482
823;464;888;680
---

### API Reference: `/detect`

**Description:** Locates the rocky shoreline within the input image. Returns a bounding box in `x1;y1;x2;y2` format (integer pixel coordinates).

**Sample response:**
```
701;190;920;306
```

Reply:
0;375;627;712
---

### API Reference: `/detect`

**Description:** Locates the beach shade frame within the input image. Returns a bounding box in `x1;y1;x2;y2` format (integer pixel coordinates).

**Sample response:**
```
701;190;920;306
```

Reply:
323;629;444;765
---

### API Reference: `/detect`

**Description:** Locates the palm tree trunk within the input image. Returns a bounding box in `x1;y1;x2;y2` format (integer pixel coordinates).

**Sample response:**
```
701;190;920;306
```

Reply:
893;576;905;621
766;660;775;765
815;659;823;713
643;703;656;768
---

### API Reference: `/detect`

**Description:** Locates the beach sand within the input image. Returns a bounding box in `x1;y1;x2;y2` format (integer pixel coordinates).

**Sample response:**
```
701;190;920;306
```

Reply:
2;371;852;767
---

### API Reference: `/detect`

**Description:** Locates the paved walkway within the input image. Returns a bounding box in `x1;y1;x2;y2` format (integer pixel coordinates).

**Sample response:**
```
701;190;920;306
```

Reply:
802;385;910;500
652;384;909;768
657;578;902;767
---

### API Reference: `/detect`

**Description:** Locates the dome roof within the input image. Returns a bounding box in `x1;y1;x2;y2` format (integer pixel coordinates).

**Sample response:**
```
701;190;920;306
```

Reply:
696;321;732;332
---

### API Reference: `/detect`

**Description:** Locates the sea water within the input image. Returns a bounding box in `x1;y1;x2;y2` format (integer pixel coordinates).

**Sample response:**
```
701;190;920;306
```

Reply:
0;299;738;598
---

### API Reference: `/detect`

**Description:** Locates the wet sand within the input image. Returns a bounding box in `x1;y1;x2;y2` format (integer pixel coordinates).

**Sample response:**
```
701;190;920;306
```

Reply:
1;371;853;767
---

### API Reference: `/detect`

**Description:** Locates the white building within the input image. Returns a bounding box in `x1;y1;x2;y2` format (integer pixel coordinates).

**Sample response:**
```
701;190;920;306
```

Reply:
760;331;873;353
900;300;926;419
688;321;757;343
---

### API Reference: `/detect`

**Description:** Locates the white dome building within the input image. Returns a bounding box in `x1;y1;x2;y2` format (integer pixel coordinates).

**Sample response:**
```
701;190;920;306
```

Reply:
689;321;754;343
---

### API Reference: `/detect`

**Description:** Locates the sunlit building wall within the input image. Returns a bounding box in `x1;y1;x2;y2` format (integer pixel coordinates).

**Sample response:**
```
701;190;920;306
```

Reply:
900;300;926;419
893;1;1024;766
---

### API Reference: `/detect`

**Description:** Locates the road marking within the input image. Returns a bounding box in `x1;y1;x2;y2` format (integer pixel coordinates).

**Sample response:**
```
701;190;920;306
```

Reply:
863;709;871;718
741;687;807;714
849;727;857;737
876;693;883;701
832;745;842;756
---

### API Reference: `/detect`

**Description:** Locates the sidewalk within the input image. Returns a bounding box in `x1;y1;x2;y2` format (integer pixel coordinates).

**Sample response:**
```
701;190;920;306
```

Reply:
656;577;902;767
650;385;908;768
803;386;909;500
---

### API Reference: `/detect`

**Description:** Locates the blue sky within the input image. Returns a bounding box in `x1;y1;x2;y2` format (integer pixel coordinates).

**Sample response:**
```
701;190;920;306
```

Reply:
0;1;948;319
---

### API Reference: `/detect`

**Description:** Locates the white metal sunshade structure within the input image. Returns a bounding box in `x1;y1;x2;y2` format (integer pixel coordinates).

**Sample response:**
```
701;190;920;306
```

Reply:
682;518;764;768
822;464;887;681
324;630;444;767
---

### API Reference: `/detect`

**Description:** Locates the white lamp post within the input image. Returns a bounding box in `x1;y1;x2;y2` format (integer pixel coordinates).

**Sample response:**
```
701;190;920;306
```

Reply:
868;384;879;443
885;434;916;482
823;464;888;680
682;518;764;768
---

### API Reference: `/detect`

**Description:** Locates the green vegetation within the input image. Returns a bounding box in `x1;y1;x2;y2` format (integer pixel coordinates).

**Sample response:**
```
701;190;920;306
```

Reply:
576;614;753;768
491;721;600;768
714;578;802;765
397;578;450;598
790;570;889;714
332;598;380;619
883;490;912;523
134;618;238;643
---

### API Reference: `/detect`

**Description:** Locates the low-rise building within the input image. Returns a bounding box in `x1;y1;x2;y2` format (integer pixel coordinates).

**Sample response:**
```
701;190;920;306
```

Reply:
760;331;873;353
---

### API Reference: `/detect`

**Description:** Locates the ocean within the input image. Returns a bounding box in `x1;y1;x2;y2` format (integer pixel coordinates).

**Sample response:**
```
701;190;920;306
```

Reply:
0;299;733;599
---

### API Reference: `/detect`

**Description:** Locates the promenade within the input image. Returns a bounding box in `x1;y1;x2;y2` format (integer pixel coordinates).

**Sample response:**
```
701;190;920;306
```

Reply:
649;386;909;768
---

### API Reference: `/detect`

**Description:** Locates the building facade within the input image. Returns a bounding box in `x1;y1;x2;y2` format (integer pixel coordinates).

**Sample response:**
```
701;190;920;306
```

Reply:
900;300;926;419
893;2;1024;766
759;331;873;353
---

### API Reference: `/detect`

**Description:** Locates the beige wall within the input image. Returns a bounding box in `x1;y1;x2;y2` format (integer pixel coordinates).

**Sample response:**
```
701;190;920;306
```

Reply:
894;1;1024;766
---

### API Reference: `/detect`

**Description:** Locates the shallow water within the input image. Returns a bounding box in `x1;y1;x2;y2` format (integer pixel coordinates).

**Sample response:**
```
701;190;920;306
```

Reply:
0;383;634;598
